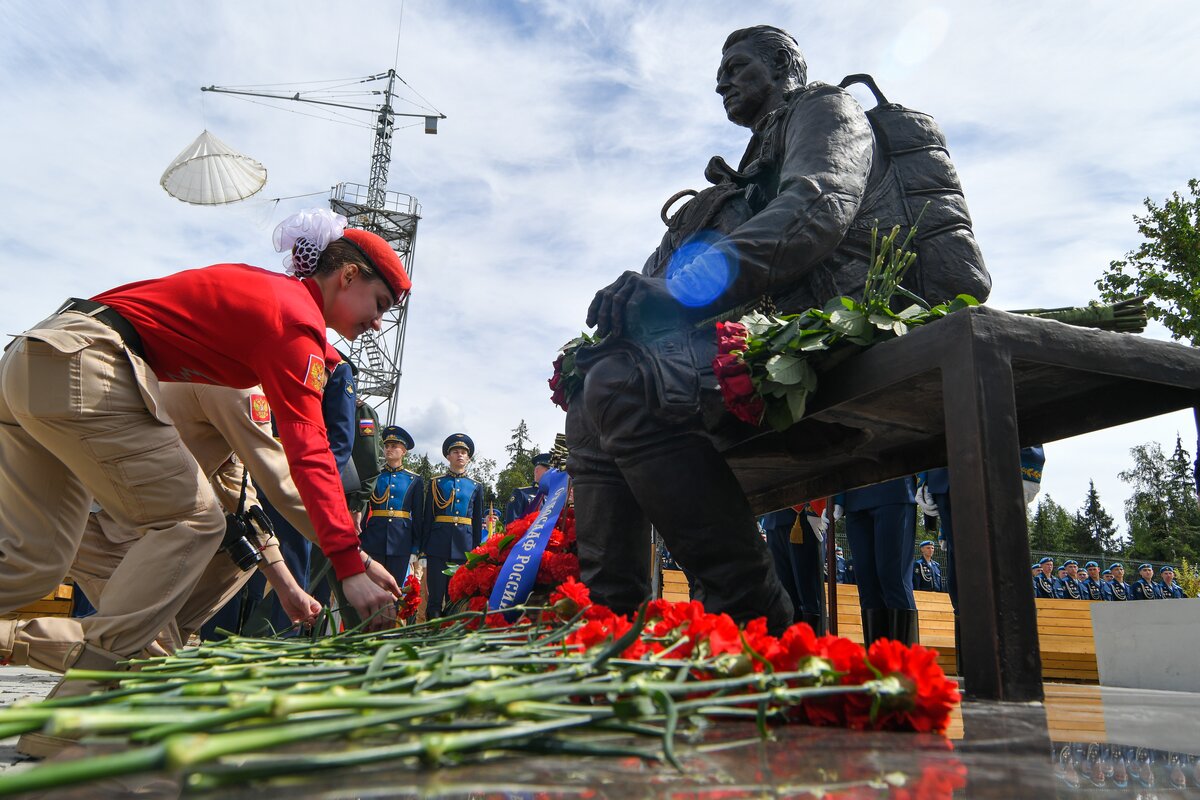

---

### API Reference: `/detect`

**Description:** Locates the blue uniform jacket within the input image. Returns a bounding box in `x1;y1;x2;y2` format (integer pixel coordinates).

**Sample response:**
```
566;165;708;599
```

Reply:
504;484;540;525
1131;578;1164;600
323;361;357;477
1079;577;1104;601
423;472;484;560
1101;580;1131;601
912;557;943;592
360;467;424;558
1058;575;1086;600
1161;582;1187;598
1033;572;1057;598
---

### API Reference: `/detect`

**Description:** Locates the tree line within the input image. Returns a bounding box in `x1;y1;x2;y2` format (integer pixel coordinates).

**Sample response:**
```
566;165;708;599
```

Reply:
1028;435;1200;565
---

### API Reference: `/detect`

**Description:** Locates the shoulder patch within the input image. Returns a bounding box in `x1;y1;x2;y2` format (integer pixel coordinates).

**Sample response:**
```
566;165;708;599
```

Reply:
304;354;328;393
358;418;376;437
249;393;271;423
345;382;355;396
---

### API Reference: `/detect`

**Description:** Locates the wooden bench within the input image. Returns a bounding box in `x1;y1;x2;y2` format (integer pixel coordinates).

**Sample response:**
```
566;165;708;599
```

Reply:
715;306;1200;701
4;583;74;620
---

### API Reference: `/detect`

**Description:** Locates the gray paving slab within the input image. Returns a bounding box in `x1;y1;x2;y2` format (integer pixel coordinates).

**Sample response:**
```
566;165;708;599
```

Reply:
0;666;58;772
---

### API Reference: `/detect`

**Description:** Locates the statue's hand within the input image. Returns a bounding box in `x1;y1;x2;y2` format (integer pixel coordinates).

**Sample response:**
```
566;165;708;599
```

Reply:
587;271;682;339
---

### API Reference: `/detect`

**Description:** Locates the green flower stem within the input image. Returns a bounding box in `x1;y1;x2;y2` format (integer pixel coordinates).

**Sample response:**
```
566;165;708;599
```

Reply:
0;744;167;798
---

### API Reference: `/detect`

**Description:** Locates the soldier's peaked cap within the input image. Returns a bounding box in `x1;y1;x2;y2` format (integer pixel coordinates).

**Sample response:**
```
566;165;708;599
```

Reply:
442;433;475;458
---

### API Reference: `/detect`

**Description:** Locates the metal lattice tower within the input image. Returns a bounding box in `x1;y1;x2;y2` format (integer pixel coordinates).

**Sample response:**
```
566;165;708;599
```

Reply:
202;69;444;423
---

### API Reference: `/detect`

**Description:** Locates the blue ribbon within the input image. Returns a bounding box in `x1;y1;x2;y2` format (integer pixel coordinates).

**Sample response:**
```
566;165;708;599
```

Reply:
488;468;569;619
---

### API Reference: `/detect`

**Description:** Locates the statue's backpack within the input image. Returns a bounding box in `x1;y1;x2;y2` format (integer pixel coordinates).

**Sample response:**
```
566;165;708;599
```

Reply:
840;74;990;305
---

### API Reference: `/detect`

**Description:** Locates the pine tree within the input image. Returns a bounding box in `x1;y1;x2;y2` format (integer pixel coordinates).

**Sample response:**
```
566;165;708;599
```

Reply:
1028;495;1074;553
1120;439;1200;563
1072;481;1121;557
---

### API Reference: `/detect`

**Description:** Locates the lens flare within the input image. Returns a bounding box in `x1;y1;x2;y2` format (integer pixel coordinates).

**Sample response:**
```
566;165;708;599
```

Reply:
666;233;737;308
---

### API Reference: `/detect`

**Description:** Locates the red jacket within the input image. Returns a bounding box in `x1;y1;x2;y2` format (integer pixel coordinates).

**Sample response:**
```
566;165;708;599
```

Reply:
95;263;362;579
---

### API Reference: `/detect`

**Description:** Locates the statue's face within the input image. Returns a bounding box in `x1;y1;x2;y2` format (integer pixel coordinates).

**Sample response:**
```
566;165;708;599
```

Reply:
716;40;783;128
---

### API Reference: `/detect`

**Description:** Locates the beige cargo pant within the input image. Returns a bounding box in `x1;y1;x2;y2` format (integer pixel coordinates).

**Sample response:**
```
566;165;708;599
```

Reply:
0;311;224;671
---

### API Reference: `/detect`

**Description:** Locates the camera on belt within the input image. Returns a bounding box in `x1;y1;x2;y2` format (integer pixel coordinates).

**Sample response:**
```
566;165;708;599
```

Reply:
221;505;273;571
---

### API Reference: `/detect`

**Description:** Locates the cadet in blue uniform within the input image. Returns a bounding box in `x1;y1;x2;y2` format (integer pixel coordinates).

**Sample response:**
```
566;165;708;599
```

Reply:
1079;561;1104;601
504;453;551;524
1034;556;1057;598
1131;563;1163;600
912;540;943;592
360;426;424;587
835;546;849;584
422;433;484;618
1060;559;1085;601
837;477;917;645
1101;563;1131;601
1159;566;1187;598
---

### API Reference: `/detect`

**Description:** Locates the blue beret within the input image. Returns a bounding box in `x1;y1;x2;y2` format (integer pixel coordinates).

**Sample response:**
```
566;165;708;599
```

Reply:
1038;557;1054;565
919;540;935;548
1102;569;1112;576
442;433;475;458
1031;564;1040;570
532;452;552;469
1108;563;1123;571
1063;559;1078;567
381;426;414;450
1160;565;1175;574
1084;561;1098;568
1138;563;1153;571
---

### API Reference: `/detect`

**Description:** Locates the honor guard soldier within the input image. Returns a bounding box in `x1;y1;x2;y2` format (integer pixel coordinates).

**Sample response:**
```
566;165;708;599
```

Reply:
1034;557;1058;598
1159;566;1187;598
1102;563;1131;601
912;540;943;592
422;433;484;617
1131;563;1164;599
504;453;552;524
837;477;918;646
1061;559;1085;600
360;426;424;587
1080;561;1104;601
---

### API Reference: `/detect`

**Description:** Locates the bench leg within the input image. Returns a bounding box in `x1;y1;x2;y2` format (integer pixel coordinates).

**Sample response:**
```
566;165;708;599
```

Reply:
943;340;1044;702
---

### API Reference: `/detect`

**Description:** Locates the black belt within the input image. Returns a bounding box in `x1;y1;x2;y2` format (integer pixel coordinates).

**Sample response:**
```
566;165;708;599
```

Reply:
57;298;146;360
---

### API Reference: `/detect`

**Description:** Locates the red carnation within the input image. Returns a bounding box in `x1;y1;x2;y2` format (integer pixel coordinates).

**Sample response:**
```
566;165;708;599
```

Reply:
842;639;961;733
549;576;592;618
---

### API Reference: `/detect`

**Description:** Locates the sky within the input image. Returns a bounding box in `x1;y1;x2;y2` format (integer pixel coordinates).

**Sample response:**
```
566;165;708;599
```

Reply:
2;1;1199;535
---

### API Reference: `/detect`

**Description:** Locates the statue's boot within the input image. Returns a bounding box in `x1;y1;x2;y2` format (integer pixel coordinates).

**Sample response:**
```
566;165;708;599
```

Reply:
886;608;920;646
615;438;794;634
861;608;888;645
573;473;653;616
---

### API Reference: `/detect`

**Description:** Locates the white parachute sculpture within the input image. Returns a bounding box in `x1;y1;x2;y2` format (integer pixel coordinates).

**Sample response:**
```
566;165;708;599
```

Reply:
160;130;267;205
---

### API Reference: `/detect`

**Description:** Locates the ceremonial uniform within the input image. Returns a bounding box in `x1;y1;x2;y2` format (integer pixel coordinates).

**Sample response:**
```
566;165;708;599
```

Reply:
503;453;552;524
1079;561;1104;601
361;427;424;586
912;547;944;592
422;434;484;617
1131;564;1164;600
759;499;826;632
1033;557;1057;598
1160;567;1188;599
1101;564;1132;601
838;477;917;644
1059;561;1086;601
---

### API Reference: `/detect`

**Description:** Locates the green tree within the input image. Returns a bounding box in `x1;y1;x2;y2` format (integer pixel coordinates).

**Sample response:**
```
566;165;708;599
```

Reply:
494;420;540;516
468;457;500;510
1120;438;1200;564
1028;495;1075;553
1096;179;1200;490
1071;480;1121;556
1096;179;1200;345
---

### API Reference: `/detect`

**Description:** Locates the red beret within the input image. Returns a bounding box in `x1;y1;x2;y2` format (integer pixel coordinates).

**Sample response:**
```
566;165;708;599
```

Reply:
341;228;412;300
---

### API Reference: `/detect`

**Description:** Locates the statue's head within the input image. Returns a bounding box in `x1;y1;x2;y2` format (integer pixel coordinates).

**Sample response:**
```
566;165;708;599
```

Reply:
717;26;807;128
